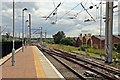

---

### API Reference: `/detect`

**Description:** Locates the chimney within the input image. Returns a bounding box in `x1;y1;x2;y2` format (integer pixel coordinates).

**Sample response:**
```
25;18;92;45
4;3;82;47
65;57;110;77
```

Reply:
85;34;87;39
80;33;82;37
79;33;82;40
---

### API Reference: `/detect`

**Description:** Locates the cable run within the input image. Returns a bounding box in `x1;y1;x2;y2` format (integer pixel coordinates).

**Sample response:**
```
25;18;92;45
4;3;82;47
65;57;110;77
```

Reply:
74;0;88;17
81;3;96;22
46;2;61;20
58;1;85;21
52;0;55;8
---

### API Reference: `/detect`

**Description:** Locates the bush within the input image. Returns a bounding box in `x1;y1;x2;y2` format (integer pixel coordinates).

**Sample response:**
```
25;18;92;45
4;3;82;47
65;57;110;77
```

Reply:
80;47;86;51
2;38;12;42
117;43;120;51
60;37;75;46
114;43;120;53
53;31;65;44
78;48;80;51
45;39;54;44
79;46;90;51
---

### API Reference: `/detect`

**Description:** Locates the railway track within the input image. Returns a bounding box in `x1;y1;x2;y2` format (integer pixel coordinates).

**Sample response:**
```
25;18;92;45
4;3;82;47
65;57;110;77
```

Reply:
46;51;86;80
37;45;86;80
53;48;120;75
37;44;120;80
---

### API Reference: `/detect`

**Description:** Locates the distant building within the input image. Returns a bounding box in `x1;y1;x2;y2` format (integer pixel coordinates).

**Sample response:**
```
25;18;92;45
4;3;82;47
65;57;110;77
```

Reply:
75;34;120;48
113;35;120;46
75;33;92;47
75;34;83;47
75;37;83;47
87;35;105;48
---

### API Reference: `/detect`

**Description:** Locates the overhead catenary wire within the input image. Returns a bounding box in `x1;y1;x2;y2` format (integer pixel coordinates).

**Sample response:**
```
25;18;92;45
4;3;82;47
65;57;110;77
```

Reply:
90;0;100;19
58;2;84;21
74;0;88;17
57;0;98;22
81;3;96;21
52;0;55;8
49;0;58;24
50;0;66;23
74;0;103;19
1;25;8;33
90;0;95;6
113;9;120;13
52;0;57;22
46;2;61;20
48;0;107;24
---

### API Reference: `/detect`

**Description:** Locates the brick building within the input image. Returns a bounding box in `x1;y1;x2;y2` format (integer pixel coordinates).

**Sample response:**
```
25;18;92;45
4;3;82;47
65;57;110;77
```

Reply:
87;35;105;48
75;34;120;48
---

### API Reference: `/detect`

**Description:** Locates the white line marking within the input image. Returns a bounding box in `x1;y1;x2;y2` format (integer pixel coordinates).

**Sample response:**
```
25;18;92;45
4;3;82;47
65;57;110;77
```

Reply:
36;47;65;79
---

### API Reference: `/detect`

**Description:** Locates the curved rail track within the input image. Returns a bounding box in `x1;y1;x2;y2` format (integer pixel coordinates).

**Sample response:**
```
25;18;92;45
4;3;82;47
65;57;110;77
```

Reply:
53;48;120;75
37;44;120;80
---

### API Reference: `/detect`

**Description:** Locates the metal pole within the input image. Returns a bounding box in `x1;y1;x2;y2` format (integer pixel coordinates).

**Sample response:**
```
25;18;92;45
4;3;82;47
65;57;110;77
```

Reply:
39;27;41;42
45;30;46;41
105;0;113;63
100;0;102;49
26;20;28;46
118;1;120;35
25;20;27;48
0;26;1;59
19;32;20;39
22;10;24;52
22;8;27;52
0;26;1;39
29;14;31;45
12;0;15;66
22;8;27;51
40;27;42;44
105;1;109;63
108;1;113;63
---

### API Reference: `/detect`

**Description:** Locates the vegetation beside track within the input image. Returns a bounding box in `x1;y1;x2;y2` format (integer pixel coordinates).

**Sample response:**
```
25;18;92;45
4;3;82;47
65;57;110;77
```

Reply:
46;43;120;69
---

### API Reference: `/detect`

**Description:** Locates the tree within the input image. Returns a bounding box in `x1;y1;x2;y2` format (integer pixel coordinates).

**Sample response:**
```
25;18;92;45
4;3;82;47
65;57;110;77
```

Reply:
53;31;65;44
60;37;75;46
6;33;10;39
117;43;120;50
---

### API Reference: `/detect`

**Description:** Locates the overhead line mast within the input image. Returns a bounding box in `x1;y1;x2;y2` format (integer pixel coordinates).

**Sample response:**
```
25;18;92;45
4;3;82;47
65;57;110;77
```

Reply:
105;0;113;63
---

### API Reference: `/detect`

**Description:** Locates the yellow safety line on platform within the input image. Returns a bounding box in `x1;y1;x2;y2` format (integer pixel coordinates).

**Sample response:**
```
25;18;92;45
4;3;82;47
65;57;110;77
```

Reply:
32;46;46;78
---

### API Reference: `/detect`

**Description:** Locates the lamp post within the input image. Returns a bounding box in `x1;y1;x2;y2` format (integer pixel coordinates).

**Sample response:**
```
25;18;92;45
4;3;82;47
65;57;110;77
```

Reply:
12;0;15;66
0;26;1;59
0;26;1;39
28;14;31;45
40;27;42;44
25;20;28;47
45;30;46;41
22;8;27;52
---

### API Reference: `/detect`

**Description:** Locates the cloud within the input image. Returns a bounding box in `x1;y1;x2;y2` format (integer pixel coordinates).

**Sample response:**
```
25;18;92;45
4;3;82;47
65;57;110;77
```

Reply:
1;0;119;38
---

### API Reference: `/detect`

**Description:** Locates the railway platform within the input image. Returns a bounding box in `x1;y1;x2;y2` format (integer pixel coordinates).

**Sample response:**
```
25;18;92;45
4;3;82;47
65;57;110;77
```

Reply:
1;46;64;79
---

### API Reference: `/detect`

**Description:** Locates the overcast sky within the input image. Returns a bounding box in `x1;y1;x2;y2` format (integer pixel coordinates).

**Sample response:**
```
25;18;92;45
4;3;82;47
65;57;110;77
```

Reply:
1;0;120;38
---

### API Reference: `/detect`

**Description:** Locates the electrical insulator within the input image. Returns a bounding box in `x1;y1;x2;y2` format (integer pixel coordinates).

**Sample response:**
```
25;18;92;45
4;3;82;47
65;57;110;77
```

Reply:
89;6;93;9
53;13;56;15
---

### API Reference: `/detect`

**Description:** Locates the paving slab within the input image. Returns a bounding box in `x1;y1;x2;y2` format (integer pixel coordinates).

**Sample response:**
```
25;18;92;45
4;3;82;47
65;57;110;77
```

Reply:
1;46;64;80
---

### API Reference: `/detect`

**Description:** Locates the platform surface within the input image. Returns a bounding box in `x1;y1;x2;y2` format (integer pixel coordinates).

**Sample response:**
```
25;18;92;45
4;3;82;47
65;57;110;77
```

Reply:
1;46;64;79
